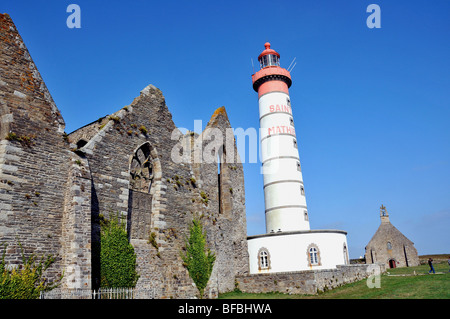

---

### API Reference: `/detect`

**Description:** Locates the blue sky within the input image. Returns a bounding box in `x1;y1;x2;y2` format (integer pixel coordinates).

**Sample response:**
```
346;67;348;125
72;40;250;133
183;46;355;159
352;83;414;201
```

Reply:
2;1;449;258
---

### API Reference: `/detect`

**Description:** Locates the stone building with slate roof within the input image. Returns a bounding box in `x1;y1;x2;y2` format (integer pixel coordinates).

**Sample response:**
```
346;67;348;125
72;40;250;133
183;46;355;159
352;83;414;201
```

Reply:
365;205;420;269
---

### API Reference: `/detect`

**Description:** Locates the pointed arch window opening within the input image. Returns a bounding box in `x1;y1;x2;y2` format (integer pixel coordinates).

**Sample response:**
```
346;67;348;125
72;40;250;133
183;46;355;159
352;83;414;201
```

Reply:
130;143;155;193
127;142;162;241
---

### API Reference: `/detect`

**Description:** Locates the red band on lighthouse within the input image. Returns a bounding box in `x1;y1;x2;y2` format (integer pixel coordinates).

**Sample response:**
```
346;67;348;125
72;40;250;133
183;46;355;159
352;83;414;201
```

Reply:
257;80;289;98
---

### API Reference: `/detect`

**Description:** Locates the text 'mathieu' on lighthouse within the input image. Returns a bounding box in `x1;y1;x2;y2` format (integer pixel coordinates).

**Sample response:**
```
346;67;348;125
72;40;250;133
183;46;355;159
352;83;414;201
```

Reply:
252;42;309;234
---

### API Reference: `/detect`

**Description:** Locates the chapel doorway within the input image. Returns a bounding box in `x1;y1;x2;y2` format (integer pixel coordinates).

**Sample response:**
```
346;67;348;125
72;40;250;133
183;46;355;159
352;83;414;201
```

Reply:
388;259;396;269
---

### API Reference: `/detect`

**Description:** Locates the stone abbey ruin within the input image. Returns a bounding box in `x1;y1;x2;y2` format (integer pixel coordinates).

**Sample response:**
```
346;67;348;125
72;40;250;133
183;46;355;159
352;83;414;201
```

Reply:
0;13;248;297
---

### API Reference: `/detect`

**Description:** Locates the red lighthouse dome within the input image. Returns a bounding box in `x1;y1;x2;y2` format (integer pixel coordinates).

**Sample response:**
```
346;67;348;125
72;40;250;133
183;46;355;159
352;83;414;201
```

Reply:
252;42;292;96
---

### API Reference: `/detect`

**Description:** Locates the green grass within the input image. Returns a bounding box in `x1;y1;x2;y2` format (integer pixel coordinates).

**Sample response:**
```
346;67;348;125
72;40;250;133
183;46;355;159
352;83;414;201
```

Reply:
220;263;450;299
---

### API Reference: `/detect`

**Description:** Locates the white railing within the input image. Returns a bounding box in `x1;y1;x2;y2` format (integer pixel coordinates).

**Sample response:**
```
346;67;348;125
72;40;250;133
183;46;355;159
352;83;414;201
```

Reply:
40;287;157;299
93;288;135;299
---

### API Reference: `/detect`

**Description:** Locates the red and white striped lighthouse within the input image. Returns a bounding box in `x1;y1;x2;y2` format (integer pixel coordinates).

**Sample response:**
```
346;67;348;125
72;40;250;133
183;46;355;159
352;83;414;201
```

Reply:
252;42;310;233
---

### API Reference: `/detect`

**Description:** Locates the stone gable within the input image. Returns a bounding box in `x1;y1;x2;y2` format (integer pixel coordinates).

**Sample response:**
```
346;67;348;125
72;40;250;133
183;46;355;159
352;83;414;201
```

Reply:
365;207;419;268
0;14;248;298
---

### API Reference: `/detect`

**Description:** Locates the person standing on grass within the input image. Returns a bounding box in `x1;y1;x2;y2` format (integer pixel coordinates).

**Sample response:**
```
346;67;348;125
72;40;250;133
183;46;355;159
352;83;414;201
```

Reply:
428;258;435;274
447;256;450;272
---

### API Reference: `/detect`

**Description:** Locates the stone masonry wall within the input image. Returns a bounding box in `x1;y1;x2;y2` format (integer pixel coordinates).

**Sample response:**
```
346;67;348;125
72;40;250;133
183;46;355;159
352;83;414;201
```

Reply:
60;152;92;289
0;13;69;281
197;106;249;293
68;85;249;297
236;264;386;295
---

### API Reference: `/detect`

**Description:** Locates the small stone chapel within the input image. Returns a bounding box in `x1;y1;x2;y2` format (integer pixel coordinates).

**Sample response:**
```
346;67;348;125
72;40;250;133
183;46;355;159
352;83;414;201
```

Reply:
365;205;420;269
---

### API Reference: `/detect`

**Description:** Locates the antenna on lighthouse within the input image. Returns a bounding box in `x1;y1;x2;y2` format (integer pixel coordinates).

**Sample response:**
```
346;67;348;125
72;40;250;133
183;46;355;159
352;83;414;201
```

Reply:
251;58;255;74
288;61;297;73
287;57;296;72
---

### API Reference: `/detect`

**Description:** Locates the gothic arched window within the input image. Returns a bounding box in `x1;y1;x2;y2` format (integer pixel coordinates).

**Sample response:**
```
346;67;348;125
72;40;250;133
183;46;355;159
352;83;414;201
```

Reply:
127;142;162;240
130;142;154;193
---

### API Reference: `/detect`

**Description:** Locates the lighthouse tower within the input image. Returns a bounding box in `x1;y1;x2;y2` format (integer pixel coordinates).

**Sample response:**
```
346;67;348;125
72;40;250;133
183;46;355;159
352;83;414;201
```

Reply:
252;42;310;233
247;43;349;274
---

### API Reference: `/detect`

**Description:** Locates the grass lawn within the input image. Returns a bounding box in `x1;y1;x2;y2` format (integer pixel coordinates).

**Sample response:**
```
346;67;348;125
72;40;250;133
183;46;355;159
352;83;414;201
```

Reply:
219;262;450;299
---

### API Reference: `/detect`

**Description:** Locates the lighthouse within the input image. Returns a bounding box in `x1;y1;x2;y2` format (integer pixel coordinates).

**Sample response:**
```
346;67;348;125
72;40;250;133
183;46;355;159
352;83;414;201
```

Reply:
247;42;349;274
252;42;309;233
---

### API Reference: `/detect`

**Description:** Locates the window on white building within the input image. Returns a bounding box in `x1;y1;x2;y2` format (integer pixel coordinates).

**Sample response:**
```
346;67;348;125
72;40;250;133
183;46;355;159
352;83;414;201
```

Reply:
309;248;318;265
258;248;270;270
307;244;321;266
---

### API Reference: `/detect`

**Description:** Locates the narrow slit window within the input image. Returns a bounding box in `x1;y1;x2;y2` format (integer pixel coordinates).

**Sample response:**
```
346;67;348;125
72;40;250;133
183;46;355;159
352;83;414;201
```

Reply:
343;244;349;265
309;247;318;265
260;251;268;268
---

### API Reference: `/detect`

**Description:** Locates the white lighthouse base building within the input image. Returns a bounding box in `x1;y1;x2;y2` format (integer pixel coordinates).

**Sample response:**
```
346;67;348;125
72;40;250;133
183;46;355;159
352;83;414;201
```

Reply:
247;230;349;274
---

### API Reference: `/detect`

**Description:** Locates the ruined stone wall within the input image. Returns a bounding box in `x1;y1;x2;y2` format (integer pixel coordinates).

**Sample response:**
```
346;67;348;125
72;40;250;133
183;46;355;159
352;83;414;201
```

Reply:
75;86;200;295
68;86;249;297
60;153;92;289
196;106;249;294
0;13;249;298
0;13;69;281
